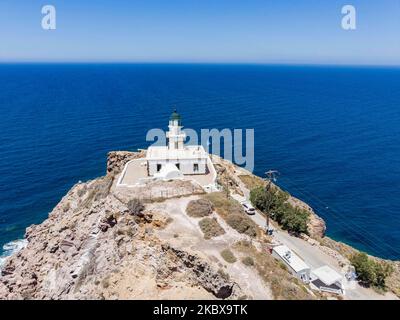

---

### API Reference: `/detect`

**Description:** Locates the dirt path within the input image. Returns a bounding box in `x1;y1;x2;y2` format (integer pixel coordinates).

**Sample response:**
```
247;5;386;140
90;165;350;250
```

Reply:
149;196;273;300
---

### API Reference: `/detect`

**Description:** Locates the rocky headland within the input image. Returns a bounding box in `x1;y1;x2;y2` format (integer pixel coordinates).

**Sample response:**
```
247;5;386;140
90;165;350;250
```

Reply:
0;151;398;300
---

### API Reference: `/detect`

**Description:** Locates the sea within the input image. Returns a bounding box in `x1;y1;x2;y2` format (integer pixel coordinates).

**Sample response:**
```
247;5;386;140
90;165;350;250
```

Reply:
0;63;399;262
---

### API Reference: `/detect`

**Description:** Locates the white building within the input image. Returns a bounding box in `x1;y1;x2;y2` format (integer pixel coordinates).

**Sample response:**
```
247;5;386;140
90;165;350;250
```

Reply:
310;265;344;295
272;245;311;283
146;110;210;177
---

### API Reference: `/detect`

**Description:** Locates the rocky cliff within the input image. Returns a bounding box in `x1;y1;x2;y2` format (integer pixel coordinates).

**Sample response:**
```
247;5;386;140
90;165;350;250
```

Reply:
0;151;311;299
0;151;396;300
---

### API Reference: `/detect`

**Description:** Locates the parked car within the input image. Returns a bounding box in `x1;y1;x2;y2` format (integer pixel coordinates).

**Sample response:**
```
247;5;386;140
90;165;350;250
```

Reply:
241;201;256;215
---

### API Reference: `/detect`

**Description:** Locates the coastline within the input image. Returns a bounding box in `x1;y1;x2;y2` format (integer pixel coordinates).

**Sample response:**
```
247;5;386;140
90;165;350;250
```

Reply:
0;239;27;268
0;152;398;265
1;150;398;300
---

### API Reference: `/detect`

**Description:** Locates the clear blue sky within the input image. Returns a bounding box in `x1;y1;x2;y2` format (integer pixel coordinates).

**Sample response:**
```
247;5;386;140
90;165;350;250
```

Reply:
1;0;399;65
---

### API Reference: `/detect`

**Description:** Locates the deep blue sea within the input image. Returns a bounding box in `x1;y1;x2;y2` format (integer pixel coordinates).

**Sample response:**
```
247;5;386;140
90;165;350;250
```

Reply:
0;64;399;260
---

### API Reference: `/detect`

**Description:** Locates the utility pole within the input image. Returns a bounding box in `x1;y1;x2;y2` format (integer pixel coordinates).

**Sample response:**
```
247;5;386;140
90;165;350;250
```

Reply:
264;170;279;234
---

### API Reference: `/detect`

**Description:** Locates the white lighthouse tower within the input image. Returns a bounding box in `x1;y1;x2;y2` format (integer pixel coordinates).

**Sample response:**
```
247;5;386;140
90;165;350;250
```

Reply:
166;109;186;150
146;109;210;177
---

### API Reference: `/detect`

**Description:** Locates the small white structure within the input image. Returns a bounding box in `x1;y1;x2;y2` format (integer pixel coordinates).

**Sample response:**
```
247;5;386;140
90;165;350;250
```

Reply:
272;245;311;283
154;162;184;180
146;110;209;176
311;265;344;295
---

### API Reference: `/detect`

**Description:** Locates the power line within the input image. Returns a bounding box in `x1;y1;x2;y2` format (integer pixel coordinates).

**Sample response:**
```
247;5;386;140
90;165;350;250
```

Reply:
278;175;400;258
280;176;399;256
155;94;400;258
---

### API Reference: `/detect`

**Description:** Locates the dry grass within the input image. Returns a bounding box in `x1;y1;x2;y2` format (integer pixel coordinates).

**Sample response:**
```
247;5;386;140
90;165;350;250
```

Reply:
81;175;114;208
238;175;265;190
203;192;243;218
198;217;225;239
203;192;259;238
220;248;237;263
241;256;255;267
127;198;145;216
234;240;315;300
226;214;257;237
186;199;213;218
218;268;230;281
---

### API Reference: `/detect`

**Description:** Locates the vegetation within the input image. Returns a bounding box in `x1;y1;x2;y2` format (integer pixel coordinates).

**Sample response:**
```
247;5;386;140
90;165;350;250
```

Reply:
234;240;315;300
198;217;225;239
127;198;145;217
204;192;243;217
241;256;255;267
217;268;230;281
220;249;237;263
350;252;393;289
275;204;309;234
204;192;258;238
81;175;114;208
62;202;71;212
226;214;258;237
250;186;309;235
238;175;265;190
77;184;87;197
186;199;213;218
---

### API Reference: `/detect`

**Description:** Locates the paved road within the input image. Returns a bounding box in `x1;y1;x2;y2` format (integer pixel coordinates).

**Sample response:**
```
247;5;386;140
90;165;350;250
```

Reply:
232;183;398;300
233;193;339;270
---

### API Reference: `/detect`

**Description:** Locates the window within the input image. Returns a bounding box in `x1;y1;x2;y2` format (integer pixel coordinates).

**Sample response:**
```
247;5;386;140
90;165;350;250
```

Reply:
174;141;179;149
175;163;180;170
193;163;199;172
157;164;162;172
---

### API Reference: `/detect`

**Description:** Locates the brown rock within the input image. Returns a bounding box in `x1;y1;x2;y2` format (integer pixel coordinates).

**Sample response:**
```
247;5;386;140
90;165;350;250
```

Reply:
106;150;146;175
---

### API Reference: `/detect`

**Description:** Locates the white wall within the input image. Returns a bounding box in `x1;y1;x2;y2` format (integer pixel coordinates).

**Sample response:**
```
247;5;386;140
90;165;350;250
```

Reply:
148;158;207;176
272;251;311;283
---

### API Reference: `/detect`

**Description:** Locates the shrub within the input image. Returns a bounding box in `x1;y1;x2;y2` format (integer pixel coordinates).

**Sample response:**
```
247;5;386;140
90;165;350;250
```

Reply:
62;202;71;212
250;186;288;213
250;186;273;212
350;252;392;289
241;256;255;267
199;217;225;239
186;199;213;218
221;249;237;263
127;198;145;217
238;175;265;190
279;206;309;235
101;277;110;288
250;186;308;235
218;268;230;281
226;214;257;237
77;185;87;197
204;192;258;238
204;192;243;217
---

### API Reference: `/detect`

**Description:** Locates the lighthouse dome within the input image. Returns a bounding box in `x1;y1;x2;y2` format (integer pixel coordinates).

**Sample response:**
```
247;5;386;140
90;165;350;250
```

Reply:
170;109;182;125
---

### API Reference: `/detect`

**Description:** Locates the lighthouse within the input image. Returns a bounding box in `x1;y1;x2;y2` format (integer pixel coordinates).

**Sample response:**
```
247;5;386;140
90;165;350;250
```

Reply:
146;109;210;177
166;110;186;150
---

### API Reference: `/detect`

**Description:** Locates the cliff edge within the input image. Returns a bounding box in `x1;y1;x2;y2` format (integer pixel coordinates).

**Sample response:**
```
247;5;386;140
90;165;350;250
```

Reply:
0;151;398;300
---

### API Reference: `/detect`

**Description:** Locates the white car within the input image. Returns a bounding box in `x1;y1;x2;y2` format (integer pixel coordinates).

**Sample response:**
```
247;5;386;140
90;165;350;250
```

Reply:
241;201;256;215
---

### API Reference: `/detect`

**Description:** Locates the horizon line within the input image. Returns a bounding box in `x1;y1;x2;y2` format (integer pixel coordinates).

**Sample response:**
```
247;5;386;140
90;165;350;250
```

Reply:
0;61;399;68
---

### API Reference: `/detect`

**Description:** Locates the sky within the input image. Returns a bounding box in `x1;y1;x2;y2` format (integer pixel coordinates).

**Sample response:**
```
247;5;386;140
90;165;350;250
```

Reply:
0;0;399;65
